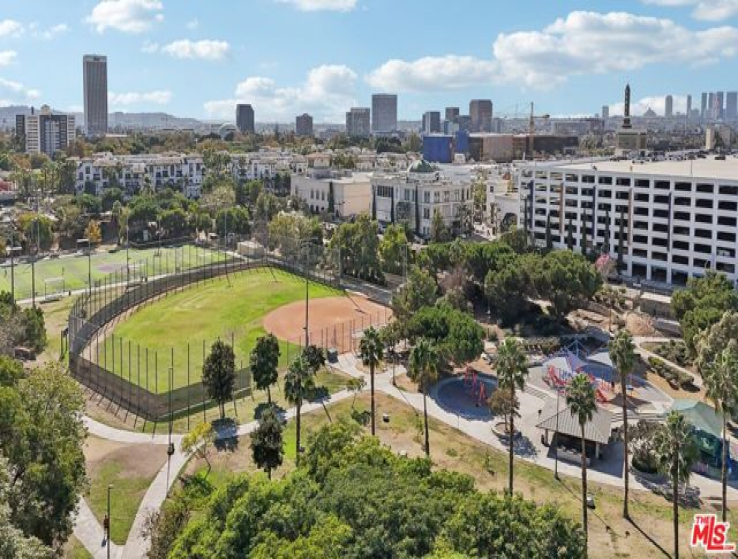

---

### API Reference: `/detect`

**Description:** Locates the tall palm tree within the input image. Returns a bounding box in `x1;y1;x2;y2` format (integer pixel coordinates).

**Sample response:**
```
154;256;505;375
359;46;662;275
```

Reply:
702;340;738;522
608;329;636;518
654;411;700;559
359;326;383;436
408;338;439;458
284;354;315;467
566;373;597;555
495;338;529;495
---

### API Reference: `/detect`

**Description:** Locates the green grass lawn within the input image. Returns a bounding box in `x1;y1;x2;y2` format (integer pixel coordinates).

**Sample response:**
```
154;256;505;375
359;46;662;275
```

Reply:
63;535;93;559
0;243;225;301
95;268;341;392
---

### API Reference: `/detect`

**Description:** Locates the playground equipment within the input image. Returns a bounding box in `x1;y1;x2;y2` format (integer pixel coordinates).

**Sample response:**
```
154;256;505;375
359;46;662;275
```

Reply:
463;366;490;407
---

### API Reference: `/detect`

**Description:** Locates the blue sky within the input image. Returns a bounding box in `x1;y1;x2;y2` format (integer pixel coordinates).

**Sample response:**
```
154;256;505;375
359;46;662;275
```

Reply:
1;0;737;122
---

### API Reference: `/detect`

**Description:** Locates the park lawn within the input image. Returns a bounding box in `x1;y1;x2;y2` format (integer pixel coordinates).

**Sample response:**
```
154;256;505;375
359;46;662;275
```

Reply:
186;393;737;559
83;366;351;435
63;536;92;559
84;436;167;546
0;243;224;301
99;267;341;392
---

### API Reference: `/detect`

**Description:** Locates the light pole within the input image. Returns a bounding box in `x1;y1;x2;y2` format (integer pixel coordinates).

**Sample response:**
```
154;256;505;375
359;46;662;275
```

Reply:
106;484;112;559
8;235;21;304
300;239;312;347
167;367;175;457
125;214;130;284
78;238;92;300
554;387;561;480
31;217;39;308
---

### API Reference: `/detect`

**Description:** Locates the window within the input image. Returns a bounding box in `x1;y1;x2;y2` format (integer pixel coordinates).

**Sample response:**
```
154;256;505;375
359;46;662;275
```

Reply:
598;176;612;185
423;208;430;219
404;189;411;201
434;192;440;203
376;185;393;198
310;189;314;199
424;191;430;203
443;191;450;203
696;183;714;194
616;177;631;187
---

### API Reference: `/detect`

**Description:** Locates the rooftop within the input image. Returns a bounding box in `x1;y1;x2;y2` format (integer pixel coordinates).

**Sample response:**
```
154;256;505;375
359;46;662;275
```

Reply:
537;399;614;444
549;156;738;181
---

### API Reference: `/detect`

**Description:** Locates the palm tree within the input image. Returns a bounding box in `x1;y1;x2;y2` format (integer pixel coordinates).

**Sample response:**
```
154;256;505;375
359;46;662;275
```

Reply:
283;354;315;466
654;411;700;559
702;340;738;522
407;338;440;458
359;326;383;436
608;329;636;518
495;338;529;495
566;373;597;555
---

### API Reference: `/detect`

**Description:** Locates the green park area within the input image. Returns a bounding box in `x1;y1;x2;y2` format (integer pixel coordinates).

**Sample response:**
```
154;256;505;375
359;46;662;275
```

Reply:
95;267;341;392
0;243;226;301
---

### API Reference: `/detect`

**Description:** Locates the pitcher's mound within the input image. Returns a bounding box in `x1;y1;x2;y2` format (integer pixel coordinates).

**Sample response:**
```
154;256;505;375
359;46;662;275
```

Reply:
263;294;391;351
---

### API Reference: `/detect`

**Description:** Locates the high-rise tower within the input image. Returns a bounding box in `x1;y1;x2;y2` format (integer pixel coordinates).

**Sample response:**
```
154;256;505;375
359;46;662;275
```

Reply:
83;54;108;137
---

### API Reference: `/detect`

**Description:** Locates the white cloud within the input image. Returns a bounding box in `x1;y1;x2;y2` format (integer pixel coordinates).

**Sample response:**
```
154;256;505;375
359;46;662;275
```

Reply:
85;0;164;34
38;23;69;39
642;0;738;21
276;0;357;11
609;94;689;116
366;55;497;92
186;18;199;30
109;90;172;106
0;20;23;38
141;40;159;53
0;77;40;100
366;11;738;92
205;64;357;121
0;51;17;66
161;39;230;60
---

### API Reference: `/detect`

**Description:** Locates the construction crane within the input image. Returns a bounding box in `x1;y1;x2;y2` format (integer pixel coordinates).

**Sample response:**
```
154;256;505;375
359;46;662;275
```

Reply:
526;102;550;159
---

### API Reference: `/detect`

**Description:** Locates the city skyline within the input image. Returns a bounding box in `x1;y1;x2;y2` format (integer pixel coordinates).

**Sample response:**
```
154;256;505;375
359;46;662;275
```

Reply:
1;1;738;122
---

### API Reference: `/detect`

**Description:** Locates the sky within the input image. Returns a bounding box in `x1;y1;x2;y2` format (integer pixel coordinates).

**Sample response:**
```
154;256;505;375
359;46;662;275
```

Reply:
1;0;738;123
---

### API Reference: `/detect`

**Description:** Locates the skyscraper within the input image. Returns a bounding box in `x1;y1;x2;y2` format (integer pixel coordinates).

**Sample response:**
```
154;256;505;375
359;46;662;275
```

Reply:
708;92;715;120
445;107;460;122
701;92;708;120
346;107;370;137
601;105;609;120
716;91;725;119
371;94;397;133
665;95;673;118
422;111;441;134
686;95;692;118
727;92;738;120
469;99;493;132
236;104;255;134
83;54;108;137
295;113;313;137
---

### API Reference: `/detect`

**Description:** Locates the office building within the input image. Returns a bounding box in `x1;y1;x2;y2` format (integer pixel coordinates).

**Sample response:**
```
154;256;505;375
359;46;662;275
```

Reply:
295;113;313;137
422;111;441;134
716;91;725;119
727;92;737;120
708;92;716;120
345;107;370;137
83;54;108;136
519;156;738;287
469;99;493;132
445;107;460;122
701;92;708;120
601;105;609;120
422;135;454;163
686;95;692;119
15;105;75;156
665;95;673;118
371;94;397;134
236;104;255;134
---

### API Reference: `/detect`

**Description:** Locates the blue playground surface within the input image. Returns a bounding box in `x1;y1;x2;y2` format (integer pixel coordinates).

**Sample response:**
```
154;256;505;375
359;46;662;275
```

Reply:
433;371;498;420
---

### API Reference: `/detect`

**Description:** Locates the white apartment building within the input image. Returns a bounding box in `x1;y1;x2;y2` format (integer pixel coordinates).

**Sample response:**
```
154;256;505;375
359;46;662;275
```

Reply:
74;153;204;198
519;157;738;287
291;169;372;218
230;152;307;184
372;160;473;238
15;105;76;156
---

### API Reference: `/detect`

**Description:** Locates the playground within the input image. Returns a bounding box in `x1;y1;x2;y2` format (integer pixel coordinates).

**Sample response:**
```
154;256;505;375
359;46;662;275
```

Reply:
433;367;498;420
0;243;225;301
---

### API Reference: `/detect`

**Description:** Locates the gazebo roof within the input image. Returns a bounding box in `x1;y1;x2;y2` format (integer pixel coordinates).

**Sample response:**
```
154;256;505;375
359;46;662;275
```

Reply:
537;400;614;445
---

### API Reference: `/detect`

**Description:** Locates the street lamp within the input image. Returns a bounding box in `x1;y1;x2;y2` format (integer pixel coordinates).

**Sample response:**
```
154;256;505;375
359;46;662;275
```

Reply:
77;238;92;300
300;239;312;347
106;484;112;559
554;387;561;480
7;239;22;304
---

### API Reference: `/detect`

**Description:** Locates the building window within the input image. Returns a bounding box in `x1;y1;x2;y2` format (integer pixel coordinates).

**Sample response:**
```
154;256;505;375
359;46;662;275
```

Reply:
434;192;440;203
443;191;450;203
423;208;430;219
424;192;430;203
377;185;393;198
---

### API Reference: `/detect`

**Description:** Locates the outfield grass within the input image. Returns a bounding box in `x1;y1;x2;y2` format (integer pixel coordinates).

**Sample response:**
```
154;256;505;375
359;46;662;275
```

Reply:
0;243;225;301
95;268;341;392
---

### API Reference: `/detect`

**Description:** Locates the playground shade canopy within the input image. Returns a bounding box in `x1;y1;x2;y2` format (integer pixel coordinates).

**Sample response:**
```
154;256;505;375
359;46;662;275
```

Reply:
536;400;614;445
671;400;723;440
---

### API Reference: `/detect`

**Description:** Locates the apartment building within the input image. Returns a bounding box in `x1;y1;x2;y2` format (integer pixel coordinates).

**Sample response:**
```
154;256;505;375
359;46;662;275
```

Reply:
346;108;371;138
291;169;372;218
74;153;204;198
372;160;473;238
15;105;75;156
518;157;738;287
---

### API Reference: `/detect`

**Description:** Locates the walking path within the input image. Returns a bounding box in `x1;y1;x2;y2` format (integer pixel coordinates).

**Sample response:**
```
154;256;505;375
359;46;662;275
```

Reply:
73;349;731;558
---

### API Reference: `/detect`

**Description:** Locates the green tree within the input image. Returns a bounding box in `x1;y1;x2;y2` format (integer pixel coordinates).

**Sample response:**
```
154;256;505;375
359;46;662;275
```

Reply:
85;219;102;244
378;224;407;276
391;266;437;324
608;329;636;519
408;338;440;457
695;311;738;374
653;411;700;559
249;334;281;405
250;406;284;480
430;210;451;243
495;338;529;495
284;355;316;466
484;253;531;324
330;215;382;282
180;423;216;477
701;340;738;522
672;271;738;355
566;373;597;552
359;326;383;436
532;250;602;320
202;340;236;420
406;304;484;366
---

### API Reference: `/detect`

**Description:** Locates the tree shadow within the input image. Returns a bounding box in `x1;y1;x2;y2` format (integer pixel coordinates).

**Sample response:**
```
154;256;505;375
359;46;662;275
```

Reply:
254;402;285;421
213;417;239;452
626;517;671;558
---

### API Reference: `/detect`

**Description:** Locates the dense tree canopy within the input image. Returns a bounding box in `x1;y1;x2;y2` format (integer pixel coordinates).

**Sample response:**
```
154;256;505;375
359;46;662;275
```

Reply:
164;422;585;558
406;304;485;365
330;215;382;282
